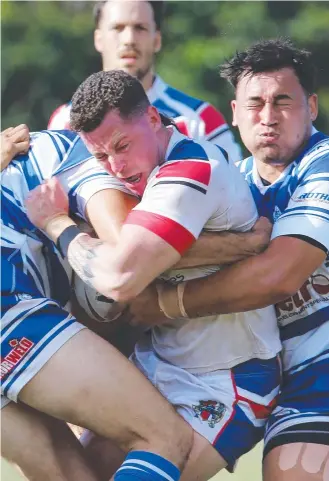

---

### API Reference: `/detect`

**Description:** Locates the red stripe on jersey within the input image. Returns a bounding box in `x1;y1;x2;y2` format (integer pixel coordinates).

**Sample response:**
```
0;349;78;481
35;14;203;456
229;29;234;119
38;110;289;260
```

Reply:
48;104;71;130
175;119;189;137
199;105;226;136
124;210;195;255
156;160;211;186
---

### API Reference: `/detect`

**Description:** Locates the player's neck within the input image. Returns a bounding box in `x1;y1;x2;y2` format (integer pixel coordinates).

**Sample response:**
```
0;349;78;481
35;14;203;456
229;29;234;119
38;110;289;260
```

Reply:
157;126;174;166
255;161;288;184
140;69;156;92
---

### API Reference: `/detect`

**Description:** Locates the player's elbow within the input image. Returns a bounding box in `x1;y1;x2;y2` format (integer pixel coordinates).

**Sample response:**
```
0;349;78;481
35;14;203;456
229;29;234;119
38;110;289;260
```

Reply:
265;270;303;302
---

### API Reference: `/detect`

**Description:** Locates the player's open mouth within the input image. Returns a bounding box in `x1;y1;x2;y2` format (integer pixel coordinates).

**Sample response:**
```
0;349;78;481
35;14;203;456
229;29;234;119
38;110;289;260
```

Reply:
124;174;142;184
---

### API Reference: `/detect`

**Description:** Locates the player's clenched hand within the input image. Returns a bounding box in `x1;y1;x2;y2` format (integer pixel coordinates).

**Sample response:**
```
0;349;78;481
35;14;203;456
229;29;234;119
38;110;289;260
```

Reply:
25;177;69;231
1;124;30;171
129;283;168;327
250;216;273;253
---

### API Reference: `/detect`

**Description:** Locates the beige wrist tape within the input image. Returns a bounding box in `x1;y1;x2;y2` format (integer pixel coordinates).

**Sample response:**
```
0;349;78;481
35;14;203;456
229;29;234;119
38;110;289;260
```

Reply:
156;282;189;319
156;283;176;319
177;282;189;318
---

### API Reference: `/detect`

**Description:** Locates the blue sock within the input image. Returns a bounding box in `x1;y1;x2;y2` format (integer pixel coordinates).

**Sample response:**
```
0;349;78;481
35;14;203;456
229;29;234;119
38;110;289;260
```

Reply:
114;450;181;481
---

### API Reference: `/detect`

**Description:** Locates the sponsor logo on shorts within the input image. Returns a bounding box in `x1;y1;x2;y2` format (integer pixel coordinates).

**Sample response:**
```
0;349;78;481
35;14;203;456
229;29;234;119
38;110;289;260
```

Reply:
0;338;35;380
192;400;226;428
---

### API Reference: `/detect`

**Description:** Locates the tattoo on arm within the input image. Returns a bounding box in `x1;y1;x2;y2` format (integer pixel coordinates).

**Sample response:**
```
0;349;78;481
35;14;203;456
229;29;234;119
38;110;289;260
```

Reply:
68;234;105;288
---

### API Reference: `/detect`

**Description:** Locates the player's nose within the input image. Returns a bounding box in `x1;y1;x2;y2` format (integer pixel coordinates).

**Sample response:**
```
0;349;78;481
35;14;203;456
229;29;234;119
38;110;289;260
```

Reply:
108;156;127;176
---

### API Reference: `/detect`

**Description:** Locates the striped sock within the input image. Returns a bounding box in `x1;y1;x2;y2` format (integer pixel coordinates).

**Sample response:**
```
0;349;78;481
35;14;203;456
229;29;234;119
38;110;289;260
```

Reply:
114;450;181;481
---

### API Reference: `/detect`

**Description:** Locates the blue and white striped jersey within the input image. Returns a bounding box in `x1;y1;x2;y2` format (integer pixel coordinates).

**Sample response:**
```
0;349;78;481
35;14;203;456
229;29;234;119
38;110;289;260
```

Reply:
238;129;329;374
1;130;121;307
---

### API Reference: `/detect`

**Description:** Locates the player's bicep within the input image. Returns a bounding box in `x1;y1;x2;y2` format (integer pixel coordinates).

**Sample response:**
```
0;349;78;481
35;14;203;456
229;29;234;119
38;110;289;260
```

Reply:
272;168;329;252
85;189;139;243
268;236;327;292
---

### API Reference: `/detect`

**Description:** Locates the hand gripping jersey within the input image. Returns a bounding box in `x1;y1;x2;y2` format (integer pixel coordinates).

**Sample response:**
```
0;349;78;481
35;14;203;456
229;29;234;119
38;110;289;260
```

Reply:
77;129;281;372
48;75;242;163
238;129;329;377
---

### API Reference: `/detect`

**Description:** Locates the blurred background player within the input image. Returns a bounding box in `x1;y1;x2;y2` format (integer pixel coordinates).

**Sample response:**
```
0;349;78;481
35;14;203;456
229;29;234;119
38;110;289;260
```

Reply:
48;0;242;163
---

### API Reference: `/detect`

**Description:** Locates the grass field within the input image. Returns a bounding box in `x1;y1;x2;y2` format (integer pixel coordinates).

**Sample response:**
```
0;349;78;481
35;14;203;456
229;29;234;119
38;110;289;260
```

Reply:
1;444;262;481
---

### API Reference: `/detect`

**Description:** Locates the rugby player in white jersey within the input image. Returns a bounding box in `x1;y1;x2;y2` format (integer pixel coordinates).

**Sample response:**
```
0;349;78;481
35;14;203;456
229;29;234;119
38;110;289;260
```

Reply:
1;128;196;481
26;70;282;480
48;0;242;163
126;40;329;481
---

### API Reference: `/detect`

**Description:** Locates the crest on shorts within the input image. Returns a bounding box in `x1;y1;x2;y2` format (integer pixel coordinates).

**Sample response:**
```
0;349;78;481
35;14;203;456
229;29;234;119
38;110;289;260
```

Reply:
192;400;226;428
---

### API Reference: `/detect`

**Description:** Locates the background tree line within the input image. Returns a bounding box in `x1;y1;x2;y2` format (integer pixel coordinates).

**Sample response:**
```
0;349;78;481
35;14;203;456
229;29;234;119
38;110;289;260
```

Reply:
2;0;329;155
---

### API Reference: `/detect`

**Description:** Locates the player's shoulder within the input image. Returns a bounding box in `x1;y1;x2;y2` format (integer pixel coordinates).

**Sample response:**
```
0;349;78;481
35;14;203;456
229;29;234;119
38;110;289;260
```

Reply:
48;102;72;129
30;129;80;152
166;131;227;164
296;132;329;180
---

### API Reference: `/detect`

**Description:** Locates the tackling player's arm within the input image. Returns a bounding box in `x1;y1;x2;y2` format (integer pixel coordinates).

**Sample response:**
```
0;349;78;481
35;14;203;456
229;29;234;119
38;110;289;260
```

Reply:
152;162;329;318
181;236;327;316
84;190;271;267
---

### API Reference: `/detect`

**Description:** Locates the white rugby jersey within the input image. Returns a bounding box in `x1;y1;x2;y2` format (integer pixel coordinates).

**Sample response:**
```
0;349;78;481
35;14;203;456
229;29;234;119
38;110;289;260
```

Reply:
76;128;281;372
1;130;123;307
238;129;329;375
48;75;242;163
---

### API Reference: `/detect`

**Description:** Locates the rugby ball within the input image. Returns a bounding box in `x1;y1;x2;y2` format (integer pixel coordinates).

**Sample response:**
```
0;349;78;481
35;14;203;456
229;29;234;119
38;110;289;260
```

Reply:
73;273;126;322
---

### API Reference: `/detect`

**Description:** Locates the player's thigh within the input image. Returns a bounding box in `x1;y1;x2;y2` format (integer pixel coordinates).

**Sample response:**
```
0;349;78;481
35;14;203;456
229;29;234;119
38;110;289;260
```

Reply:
263;443;329;481
1;401;98;481
263;358;329;481
19;329;192;459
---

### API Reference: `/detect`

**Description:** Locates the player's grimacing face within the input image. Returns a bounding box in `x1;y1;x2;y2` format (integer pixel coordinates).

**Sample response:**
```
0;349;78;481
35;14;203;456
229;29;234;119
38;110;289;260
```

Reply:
231;68;318;166
80;107;161;196
94;1;161;81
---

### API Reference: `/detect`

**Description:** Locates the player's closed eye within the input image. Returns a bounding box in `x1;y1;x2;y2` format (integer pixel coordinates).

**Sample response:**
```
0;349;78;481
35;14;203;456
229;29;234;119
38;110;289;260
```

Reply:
116;143;129;153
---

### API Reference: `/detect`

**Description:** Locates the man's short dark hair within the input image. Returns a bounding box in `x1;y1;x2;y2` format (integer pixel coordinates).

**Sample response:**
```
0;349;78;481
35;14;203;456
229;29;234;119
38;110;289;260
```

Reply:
93;1;164;30
220;38;317;95
70;70;150;132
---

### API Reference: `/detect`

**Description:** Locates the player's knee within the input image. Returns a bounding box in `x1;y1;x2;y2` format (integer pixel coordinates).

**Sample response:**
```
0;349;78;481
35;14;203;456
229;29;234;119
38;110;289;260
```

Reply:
125;415;193;469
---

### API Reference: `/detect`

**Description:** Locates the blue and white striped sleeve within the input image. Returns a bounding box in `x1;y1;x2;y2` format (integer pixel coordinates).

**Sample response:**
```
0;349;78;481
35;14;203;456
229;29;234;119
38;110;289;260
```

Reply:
272;152;329;251
58;157;134;220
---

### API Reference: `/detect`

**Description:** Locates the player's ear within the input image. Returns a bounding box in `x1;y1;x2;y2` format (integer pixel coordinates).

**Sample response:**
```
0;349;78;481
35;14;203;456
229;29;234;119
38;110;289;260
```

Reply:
231;100;238;127
94;29;103;53
154;31;162;54
308;93;318;122
147;106;162;131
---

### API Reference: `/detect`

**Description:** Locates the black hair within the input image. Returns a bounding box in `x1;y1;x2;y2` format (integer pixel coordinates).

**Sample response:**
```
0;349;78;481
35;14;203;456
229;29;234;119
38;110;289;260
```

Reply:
70;70;150;132
93;1;164;30
220;38;317;94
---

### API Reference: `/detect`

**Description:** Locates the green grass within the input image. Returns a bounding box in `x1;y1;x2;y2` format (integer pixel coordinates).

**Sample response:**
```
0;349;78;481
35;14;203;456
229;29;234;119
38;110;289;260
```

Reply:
1;444;262;481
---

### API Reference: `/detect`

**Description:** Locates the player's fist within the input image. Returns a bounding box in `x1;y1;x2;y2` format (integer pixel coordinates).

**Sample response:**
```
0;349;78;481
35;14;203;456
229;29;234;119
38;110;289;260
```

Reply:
1;124;30;171
129;282;167;327
251;216;273;253
25;177;69;231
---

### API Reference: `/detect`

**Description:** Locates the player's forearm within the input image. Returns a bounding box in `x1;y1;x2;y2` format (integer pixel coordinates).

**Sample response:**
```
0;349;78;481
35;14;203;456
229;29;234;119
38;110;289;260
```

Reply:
176;228;268;269
183;254;284;316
